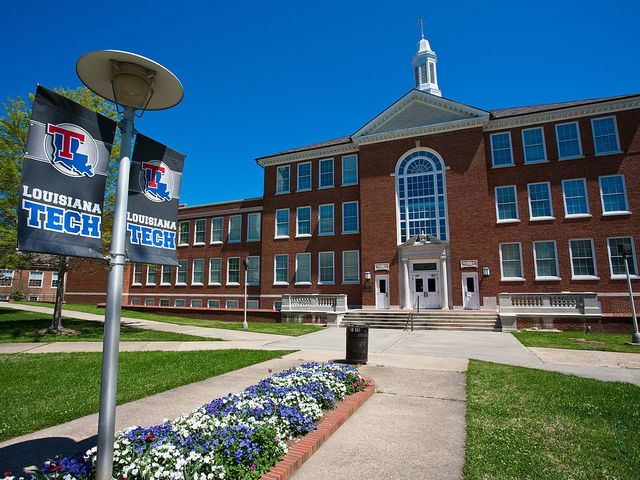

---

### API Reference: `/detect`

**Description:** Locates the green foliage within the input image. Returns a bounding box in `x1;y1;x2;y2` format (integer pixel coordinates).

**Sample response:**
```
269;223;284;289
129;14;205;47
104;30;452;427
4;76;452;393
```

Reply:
9;290;25;301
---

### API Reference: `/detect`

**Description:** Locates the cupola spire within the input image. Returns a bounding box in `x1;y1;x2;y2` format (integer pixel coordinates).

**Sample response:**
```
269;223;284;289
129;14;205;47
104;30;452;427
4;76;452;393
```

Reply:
412;19;441;96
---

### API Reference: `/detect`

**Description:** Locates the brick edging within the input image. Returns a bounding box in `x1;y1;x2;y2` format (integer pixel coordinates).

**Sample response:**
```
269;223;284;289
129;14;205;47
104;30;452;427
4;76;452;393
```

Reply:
259;376;375;480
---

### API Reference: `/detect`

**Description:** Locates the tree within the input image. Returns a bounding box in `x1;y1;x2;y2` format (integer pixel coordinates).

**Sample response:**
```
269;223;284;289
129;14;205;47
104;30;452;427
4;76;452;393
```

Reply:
0;86;120;331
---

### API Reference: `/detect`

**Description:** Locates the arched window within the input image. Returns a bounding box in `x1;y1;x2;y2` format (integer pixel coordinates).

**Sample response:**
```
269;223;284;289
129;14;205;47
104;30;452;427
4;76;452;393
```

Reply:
396;150;448;243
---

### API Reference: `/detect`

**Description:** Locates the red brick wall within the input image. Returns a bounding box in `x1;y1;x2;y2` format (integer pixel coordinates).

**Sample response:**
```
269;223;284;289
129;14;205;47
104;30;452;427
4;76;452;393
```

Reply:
0;269;59;302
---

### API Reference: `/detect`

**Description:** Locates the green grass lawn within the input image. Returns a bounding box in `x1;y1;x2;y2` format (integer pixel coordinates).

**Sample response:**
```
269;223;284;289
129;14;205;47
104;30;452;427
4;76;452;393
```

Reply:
0;349;293;441
513;330;640;354
464;360;640;479
19;301;324;336
0;308;215;343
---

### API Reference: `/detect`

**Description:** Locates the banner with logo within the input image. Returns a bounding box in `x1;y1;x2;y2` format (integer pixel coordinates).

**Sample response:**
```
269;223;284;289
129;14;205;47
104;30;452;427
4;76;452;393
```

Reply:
126;134;185;266
18;85;117;259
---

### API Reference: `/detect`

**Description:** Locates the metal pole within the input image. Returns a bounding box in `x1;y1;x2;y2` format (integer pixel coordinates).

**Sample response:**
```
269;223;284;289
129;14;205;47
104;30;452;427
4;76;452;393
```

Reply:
95;107;135;480
243;262;248;329
624;254;640;344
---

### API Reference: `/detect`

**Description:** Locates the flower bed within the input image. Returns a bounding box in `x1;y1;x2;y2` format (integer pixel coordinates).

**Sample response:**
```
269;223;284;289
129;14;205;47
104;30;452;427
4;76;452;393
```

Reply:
4;362;364;480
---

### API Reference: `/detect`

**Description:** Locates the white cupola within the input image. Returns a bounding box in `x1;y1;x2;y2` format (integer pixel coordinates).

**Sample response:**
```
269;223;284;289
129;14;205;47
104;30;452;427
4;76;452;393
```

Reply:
412;31;441;96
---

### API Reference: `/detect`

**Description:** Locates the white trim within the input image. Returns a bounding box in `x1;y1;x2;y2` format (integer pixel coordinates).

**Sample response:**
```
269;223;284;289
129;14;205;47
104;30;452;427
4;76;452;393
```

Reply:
555;121;583;160
521;126;548;164
296;206;312;237
318;203;335;236
227;214;242;243
598;174;630;215
178;220;189;246
532;240;561;281
226;257;241;285
145;265;157;286
591;115;622;156
176;260;188;286
274;208;290;239
258;143;358;167
490;131;514;168
527;181;554;220
341;154;359;186
274;254;289;285
131;264;142;286
606;237;639;279
246;212;261;242
499;242;525;281
191;258;204;286
568;238;599;280
208;257;222;286
0;269;14;288
295;252;312;284
296;161;312;192
342;250;360;284
207;299;221;308
160;265;172;286
28;270;44;288
210;217;224;244
193;218;206;245
318;158;334;189
226;299;240;309
276;165;291;194
341;201;359;234
494;185;519;222
246;255;260;286
318;251;335;285
561;178;590;218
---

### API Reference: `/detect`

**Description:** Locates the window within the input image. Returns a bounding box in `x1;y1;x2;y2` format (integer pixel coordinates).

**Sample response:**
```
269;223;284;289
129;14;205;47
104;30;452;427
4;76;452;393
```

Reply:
247;213;261;241
130;298;141;305
228;215;241;243
276;165;290;194
297;162;312;191
429;62;436;83
146;265;157;285
342;201;359;234
555;122;582;159
495;186;519;222
28;271;44;288
145;298;155;306
318;252;335;284
599;175;629;215
420;63;428;83
319;158;334;188
295;253;311;284
159;299;170;307
0;270;14;287
174;299;186;307
246;299;259;310
569;239;598;279
592;116;620;155
562;179;590;217
247;256;260;285
318;204;334;235
607;237;637;278
274;254;289;284
192;259;204;285
533;241;560;279
191;299;203;308
194;219;206;244
499;243;524;280
227;257;240;284
177;260;188;285
490;132;513;167
211;217;223;243
342;155;358;185
296;206;311;236
207;299;220;308
178;221;189;245
527;182;554;220
51;272;59;288
522;127;547;163
209;258;222;285
132;264;143;285
342;250;360;284
275;209;290;238
273;301;282;311
161;265;172;285
226;299;240;309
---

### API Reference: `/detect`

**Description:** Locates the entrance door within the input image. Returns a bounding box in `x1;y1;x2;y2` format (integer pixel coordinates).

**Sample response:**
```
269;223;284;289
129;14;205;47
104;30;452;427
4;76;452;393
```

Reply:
375;275;390;309
412;273;440;309
462;272;479;310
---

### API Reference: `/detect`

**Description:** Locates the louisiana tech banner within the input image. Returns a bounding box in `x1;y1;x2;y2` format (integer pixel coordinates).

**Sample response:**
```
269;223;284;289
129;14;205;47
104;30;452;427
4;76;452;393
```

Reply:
18;85;117;259
126;134;184;266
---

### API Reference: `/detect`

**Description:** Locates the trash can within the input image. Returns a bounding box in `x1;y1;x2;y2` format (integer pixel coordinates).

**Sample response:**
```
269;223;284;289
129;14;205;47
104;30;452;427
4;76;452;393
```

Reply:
345;323;369;364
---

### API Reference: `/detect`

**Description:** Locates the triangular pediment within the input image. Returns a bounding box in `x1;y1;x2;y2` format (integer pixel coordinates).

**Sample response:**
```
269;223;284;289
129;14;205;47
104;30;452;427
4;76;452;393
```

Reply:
353;90;489;142
401;234;447;248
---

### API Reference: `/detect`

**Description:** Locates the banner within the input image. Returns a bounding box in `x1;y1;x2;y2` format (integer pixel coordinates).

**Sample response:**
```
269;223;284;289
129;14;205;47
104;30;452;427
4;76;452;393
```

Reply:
126;134;185;266
18;85;117;259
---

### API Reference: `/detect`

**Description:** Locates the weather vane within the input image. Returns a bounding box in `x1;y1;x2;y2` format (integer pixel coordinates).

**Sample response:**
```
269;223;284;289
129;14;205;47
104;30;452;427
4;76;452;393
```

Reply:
417;17;425;39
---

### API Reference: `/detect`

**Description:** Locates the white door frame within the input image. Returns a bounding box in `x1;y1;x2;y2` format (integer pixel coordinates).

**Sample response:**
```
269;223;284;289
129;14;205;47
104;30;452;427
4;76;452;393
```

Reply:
411;271;441;309
461;272;479;310
375;274;390;309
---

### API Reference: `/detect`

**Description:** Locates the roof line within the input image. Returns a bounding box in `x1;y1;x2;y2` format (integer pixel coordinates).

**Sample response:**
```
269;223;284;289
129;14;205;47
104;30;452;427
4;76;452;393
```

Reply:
179;196;263;210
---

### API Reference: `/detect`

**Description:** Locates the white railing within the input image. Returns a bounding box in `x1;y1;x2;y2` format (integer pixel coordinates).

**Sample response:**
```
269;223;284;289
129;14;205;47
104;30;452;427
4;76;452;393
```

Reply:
280;294;348;313
499;292;601;317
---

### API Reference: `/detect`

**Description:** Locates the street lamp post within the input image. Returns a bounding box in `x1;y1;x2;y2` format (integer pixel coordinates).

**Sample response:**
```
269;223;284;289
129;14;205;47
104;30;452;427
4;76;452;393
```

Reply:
619;243;640;344
76;50;183;480
243;259;249;329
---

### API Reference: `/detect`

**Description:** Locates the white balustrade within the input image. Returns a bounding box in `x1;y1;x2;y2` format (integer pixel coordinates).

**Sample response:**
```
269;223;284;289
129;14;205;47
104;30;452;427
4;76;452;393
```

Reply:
280;294;348;313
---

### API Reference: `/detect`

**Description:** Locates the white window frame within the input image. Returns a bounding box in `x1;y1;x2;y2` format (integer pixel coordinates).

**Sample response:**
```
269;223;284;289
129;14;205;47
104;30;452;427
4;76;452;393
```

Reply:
247;256;260;286
159;298;170;307
606;237;638;279
226;299;240;309
533;240;560;280
591;116;621;156
209;258;222;286
144;298;155;306
318;251;335;285
191;299;203;308
246;299;260;310
274;254;289;285
521;127;547;164
146;264;157;286
295;252;312;285
176;260;188;285
341;154;359;186
319;158;334;189
132;264;142;286
247;213;261;242
342;201;359;234
227;257;241;285
494;185;520;223
296;206;312;237
191;259;204;285
194;219;206;245
527;182;555;221
228;215;242;243
174;299;186;307
297;161;312;192
599;174;630;216
207;299;220;309
489;132;514;168
0;270;14;287
569;238;599;280
178;220;189;246
318;203;335;236
51;272;59;288
342;250;360;284
210;217;224;244
276;165;290;194
499;242;525;281
555;121;583;160
160;265;172;286
561;178;591;218
275;208;290;239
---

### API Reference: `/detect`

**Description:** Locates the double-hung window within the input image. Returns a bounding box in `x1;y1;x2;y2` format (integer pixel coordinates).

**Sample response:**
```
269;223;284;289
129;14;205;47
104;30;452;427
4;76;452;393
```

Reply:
161;265;172;285
51;272;59;288
499;243;524;280
555;122;582;159
28;272;43;288
228;215;241;243
562;179;590;217
211;217;223;243
0;270;14;287
569;239;598;279
296;206;311;236
607;237;637;278
208;299;220;309
274;254;289;285
295;253;311;284
527;182;554;220
495;186;519;222
227;257;240;284
297;162;312;191
318;252;335;284
599;175;630;215
591;116;620;155
132;264;142;285
247;256;260;285
194;219;206;244
176;260;188;285
146;265;157;285
209;258;222;285
276;165;290;194
342;250;360;284
226;300;240;309
247;213;261;241
192;259;204;285
533;241;560;280
319;158;334;188
275;209;290;238
178;221;189;246
522;127;547;163
490;132;513;167
318;204;334;235
342;155;358;185
342;201;359;234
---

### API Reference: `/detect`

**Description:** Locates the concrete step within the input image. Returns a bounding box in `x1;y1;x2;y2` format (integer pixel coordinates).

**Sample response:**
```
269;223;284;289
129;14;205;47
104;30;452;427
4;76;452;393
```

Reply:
342;310;502;332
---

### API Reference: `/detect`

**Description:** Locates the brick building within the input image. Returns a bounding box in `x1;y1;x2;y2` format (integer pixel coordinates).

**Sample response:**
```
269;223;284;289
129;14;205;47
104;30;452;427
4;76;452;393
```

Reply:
65;34;640;327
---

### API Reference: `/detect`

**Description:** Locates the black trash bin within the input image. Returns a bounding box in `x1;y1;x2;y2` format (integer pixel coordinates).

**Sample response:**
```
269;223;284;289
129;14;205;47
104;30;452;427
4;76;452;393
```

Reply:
345;323;369;364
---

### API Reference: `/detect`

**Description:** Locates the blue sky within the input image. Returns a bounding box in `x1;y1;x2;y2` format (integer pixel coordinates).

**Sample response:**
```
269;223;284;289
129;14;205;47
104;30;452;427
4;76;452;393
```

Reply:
2;0;638;206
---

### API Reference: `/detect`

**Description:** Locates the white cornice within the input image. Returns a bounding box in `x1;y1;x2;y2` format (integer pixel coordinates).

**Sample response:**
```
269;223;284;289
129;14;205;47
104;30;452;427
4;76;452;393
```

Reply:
256;142;358;167
485;97;640;131
179;205;263;219
355;117;488;145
